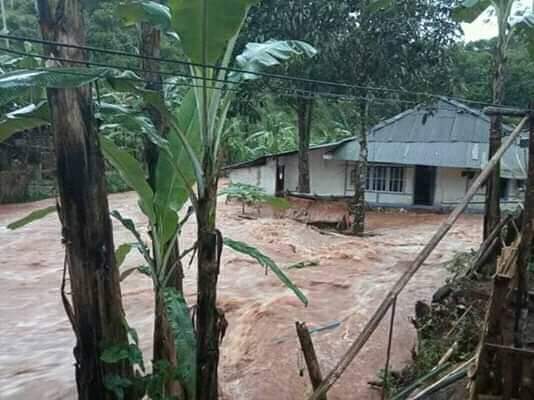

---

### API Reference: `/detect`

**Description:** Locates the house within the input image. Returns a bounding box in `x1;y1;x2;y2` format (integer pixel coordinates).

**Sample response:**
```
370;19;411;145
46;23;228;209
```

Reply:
227;98;528;210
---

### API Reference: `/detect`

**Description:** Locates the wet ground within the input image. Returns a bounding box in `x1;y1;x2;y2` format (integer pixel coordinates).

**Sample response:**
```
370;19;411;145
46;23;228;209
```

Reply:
0;191;482;399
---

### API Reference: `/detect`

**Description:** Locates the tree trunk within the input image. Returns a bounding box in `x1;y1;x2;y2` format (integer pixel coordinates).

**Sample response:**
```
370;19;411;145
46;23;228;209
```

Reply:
351;98;368;235
196;177;223;400
297;98;313;193
36;1;134;399
140;14;186;399
140;19;162;189
484;28;506;247
514;107;534;348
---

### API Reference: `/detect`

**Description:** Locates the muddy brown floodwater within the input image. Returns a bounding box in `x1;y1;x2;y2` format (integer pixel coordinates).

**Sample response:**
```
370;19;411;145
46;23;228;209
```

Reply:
0;190;482;400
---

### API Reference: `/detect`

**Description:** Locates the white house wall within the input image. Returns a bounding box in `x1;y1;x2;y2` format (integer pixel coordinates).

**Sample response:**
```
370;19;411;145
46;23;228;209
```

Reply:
228;161;277;195
278;148;347;196
228;166;261;187
262;159;277;195
229;154;525;210
434;168;468;206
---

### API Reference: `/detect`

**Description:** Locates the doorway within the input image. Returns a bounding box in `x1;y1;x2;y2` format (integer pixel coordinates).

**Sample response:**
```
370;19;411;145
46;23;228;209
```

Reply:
414;165;436;206
275;165;285;196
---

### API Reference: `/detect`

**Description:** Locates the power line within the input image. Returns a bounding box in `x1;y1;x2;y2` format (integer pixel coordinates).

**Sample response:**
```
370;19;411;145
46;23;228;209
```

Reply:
0;45;430;108
1;44;522;113
0;52;501;114
0;33;514;109
0;45;239;89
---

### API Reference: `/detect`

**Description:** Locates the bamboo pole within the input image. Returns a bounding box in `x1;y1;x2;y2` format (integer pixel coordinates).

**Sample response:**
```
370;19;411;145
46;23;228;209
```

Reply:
308;116;529;400
296;322;327;400
382;297;396;400
409;358;475;400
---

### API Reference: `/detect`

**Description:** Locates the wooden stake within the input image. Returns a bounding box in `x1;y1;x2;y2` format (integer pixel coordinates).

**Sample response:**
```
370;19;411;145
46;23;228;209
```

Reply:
471;214;513;274
308;116;529;400
296;322;327;400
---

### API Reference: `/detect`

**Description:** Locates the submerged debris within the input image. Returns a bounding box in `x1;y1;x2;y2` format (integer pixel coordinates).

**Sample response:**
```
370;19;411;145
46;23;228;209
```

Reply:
377;252;490;399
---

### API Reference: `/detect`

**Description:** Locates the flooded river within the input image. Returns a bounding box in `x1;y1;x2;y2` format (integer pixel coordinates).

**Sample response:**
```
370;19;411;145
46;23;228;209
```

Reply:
0;192;482;399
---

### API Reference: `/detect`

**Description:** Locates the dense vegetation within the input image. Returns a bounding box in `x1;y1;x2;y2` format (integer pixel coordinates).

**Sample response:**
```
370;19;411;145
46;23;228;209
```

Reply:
2;0;534;170
0;0;534;400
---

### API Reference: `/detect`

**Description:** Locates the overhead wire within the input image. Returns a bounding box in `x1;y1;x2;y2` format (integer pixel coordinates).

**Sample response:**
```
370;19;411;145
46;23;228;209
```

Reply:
0;45;442;110
3;39;531;114
0;33;518;110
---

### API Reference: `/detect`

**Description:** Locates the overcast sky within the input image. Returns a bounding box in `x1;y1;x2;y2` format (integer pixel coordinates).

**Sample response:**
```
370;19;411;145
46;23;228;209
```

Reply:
462;0;533;42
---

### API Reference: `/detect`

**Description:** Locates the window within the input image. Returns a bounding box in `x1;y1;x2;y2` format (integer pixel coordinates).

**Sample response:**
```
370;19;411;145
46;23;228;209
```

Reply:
389;167;404;192
364;165;406;193
372;166;387;191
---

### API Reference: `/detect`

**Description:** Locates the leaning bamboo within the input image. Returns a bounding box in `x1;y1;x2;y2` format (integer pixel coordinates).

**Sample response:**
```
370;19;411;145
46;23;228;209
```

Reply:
408;358;475;400
308;116;529;400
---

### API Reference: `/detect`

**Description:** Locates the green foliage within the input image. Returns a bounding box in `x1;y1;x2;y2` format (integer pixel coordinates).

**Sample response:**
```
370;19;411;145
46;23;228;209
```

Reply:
101;136;156;224
162;288;197;399
453;0;491;23
234;40;317;81
220;182;289;212
100;295;194;400
103;374;133;400
242;0;352;83
0;101;50;145
115;243;133;269
224;98;296;163
116;1;172;32
106;169;134;194
111;210;153;271
101;343;144;369
169;0;259;64
337;0;459;100
0;67;139;108
223;237;308;306
7;205;57;230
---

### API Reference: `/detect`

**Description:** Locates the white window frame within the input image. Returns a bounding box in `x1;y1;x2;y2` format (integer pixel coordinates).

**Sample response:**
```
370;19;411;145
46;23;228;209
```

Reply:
364;164;406;193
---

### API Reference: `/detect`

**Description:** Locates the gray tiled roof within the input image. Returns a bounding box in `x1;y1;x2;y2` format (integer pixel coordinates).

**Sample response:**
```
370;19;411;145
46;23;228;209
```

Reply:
329;98;527;179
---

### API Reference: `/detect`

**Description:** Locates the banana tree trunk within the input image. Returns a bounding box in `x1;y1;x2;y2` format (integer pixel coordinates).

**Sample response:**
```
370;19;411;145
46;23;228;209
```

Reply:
154;267;185;398
297;98;313;193
350;98;368;235
196;177;223;400
37;1;134;399
140;14;186;399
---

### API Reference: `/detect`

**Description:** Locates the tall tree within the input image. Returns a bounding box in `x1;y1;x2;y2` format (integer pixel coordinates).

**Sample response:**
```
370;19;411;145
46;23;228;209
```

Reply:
35;0;134;399
454;0;534;244
338;0;457;234
450;37;534;108
241;0;351;193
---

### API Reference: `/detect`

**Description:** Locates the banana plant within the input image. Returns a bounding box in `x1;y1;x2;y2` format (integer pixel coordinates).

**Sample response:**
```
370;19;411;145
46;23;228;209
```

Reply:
1;2;316;397
160;1;316;397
